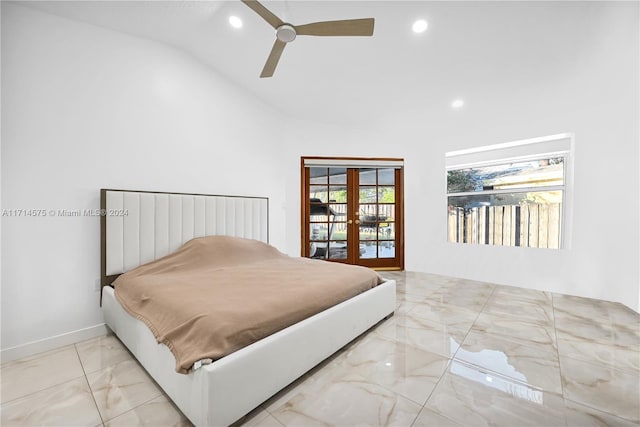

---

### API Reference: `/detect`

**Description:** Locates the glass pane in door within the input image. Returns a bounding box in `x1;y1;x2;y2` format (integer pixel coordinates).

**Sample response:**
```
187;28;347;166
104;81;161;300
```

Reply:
378;241;396;258
328;241;347;259
309;186;329;203
378;222;395;240
378;187;395;203
359;168;377;185
378;168;395;185
309;223;329;241
309;167;328;185
359;187;376;203
329;168;347;184
359;241;377;259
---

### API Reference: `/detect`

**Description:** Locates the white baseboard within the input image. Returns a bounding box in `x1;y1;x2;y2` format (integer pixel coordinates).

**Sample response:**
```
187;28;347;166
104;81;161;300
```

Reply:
1;323;109;363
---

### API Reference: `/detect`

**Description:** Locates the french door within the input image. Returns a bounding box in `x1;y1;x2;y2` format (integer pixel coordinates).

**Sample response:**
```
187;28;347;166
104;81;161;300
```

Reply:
301;157;404;270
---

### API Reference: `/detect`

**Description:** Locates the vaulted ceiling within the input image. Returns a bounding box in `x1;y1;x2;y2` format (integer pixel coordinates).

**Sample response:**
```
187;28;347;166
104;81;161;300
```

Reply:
22;1;614;125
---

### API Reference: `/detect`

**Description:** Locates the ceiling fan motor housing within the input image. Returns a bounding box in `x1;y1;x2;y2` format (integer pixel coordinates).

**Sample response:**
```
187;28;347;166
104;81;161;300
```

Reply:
276;24;297;43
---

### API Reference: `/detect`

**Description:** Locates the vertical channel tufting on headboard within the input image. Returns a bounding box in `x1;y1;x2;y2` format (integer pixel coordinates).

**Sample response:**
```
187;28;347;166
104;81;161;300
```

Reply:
100;189;269;293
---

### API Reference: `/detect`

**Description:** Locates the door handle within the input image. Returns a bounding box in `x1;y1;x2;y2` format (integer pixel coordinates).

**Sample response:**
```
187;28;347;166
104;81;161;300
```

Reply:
355;220;360;225
347;220;353;224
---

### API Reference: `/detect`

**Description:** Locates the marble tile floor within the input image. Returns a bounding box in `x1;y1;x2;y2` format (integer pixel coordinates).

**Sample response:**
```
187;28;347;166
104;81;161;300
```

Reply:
1;271;638;426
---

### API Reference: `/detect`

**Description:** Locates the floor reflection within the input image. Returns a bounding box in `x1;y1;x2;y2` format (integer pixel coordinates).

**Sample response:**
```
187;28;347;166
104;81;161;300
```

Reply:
450;359;544;405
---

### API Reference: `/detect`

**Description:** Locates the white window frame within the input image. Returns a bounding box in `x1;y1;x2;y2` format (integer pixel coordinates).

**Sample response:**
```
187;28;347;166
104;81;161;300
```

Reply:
445;133;574;249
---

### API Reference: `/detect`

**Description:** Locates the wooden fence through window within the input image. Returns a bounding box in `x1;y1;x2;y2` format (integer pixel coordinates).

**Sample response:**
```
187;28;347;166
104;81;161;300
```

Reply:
447;204;562;248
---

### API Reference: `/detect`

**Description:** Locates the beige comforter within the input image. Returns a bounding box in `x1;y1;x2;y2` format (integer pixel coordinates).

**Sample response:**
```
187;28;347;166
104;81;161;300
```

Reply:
114;236;383;373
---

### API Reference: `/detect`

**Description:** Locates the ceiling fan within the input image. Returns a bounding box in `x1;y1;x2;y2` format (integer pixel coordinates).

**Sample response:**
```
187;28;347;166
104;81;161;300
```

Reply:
241;0;375;78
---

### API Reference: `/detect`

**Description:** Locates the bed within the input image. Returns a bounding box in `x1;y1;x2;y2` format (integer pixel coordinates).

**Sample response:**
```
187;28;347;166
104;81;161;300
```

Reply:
100;189;396;426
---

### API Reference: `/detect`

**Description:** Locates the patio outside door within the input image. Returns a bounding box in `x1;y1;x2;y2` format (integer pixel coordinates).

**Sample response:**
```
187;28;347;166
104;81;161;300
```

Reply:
301;157;404;270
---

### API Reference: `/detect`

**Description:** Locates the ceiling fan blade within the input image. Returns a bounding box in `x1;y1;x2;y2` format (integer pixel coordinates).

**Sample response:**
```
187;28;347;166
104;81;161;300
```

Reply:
241;0;283;29
260;39;286;78
295;18;375;37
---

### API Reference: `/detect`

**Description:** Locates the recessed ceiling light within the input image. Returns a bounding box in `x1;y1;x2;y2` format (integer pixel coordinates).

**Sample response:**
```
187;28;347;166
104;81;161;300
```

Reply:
229;16;243;29
412;19;428;34
451;99;465;109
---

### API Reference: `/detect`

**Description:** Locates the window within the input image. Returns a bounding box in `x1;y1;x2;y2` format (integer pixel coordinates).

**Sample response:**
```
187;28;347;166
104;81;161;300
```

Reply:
446;134;572;249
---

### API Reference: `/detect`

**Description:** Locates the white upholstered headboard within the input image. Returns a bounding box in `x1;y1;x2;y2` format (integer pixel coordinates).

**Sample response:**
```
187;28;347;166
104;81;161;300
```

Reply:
100;189;269;288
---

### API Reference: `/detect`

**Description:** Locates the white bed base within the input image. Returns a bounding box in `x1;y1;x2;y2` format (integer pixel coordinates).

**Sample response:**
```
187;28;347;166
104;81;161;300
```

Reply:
103;281;395;426
100;189;396;426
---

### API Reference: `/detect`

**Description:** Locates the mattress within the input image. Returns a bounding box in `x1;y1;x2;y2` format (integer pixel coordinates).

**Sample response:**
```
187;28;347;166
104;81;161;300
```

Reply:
113;235;384;373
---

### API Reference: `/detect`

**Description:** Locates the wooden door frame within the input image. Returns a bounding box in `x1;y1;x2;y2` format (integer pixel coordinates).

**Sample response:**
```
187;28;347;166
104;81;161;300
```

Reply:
300;156;405;270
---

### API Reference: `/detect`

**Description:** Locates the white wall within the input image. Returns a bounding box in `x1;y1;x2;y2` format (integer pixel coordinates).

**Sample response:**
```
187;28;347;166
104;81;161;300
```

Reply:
282;3;639;311
1;4;287;353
